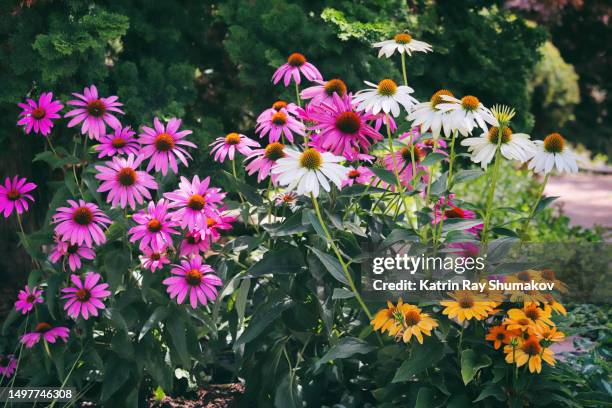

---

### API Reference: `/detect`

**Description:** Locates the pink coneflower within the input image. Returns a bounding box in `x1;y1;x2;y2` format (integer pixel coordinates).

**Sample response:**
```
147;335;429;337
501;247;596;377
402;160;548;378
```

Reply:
433;195;482;234
17;92;63;136
383;144;428;189
210;133;260;163
272;53;322;86
52;200;111;247
95;155;158;210
163;255;222;308
164;175;226;230
20;323;70;348
139;117;195;176
205;211;235;242
256;100;300;123
274;191;299;208
65;85;124;140
342;166;375;187
48;234;95;272
95;125;140;158
61;272;110;320
14;285;43;314
0;354;17;378
179;229;210;257
301;79;348;106
128;199;179;251
370;113;398;134
244;142;286;183
0;176;36;218
255;107;305;143
139;246;170;273
307;93;382;160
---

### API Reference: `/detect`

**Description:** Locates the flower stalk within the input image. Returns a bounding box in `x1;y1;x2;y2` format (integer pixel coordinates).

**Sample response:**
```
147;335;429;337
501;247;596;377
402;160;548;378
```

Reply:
481;124;506;254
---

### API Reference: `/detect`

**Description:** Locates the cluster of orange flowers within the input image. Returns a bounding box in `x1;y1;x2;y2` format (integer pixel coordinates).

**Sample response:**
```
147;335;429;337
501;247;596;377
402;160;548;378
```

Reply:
371;269;568;374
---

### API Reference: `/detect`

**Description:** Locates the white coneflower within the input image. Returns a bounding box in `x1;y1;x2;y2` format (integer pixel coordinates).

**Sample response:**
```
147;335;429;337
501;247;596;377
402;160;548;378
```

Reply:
528;133;579;174
352;79;418;117
271;148;347;197
461;126;535;168
372;33;432;58
436;95;498;135
408;89;456;139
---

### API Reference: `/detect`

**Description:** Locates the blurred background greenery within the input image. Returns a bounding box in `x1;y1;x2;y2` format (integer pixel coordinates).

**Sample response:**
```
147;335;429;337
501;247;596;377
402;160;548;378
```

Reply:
0;0;609;283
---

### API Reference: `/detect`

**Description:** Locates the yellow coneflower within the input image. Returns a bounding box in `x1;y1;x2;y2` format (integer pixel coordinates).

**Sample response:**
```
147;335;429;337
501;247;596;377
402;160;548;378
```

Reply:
536;269;569;293
504;336;556;373
396;303;438;345
371;298;405;335
507;288;548;304
505;305;553;331
440;290;495;323
485;325;519;350
541;294;567;316
530;325;565;343
507;269;540;284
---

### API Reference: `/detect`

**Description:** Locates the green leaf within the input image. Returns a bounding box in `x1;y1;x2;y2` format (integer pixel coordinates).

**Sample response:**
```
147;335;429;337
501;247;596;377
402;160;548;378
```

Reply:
473;384;506;402
338;184;387;196
430;172;448;196
166;316;190;367
308;246;349;286
101;355;131;401
453;169;484;184
235;296;294;347
393;341;444;382
247;247;304;277
46;273;64;320
274;372;301;408
370;167;397;186
442;218;484;232
235;278;250;323
421;152;446;166
104;249;130;291
313;337;374;370
460;349;492;385
447;395;472;408
492;226;519;237
535;196;558;214
332;288;354;299
139;306;168;341
304;209;327;240
222;170;263;206
415;387;446;408
264;212;310;236
381;228;419;247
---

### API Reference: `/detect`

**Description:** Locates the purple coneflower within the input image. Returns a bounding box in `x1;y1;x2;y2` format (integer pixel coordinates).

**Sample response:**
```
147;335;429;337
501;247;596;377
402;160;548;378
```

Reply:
52;200;111;247
65;85;124;140
210;133;260;163
272;53;322;86
17;92;64;136
95;125;140;158
61;272;110;320
164;175;226;230
0;354;17;378
255;107;305;144
139;117;195;176
20;323;70;348
205;211;235;243
48;235;95;272
0;176;36;218
256;100;300;123
342;166;375;187
179;229;210;257
244;142;286;183
139;246;170;273
163;255;222;309
128;199;179;251
14;285;43;314
301;79;348;106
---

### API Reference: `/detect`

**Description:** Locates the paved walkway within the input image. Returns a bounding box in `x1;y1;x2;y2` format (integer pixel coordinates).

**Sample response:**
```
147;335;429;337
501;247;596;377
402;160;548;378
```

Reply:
545;173;612;229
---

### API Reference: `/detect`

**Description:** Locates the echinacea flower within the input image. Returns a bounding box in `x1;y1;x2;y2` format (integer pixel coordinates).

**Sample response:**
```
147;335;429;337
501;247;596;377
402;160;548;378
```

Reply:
256;100;300;123
300;79;348;106
274;191;299;208
128;199;179;251
52;200;112;247
179;229;210;257
0;354;17;378
65;85;124;140
536;268;568;293
486;325;518;350
139;117;195;176
307;93;382;160
255;107;305;143
48;235;96;272
353;79;418;116
432;195;481;233
528;133;579;174
539;294;567;316
95;125;140;158
371;299;405;335
14;285;43;314
20;323;70;349
342;166;374;187
205;211;235;242
17;92;64;136
395;303;438;344
436;95;497;135
461;126;535;168
245;142;286;183
210;132;260;163
139;246;171;273
505;305;553;331
272;53;322;86
95;155;158;210
382;142;427;188
61;272;110;320
272;148;348;198
163;255;222;308
164;176;226;230
504;336;555;373
440;290;496;323
373;33;432;58
0;176;36;218
408;89;456;139
530;325;565;343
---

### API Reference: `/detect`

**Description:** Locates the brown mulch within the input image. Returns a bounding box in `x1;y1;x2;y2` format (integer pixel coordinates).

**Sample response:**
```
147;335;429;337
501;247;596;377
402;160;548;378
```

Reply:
149;383;245;408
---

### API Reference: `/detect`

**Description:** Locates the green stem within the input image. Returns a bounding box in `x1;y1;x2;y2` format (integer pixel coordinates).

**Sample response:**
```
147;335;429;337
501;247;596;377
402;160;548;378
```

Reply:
49;348;84;408
385;114;413;227
447;130;458;188
3;316;28;408
294;82;301;107
520;173;550;243
400;53;408;86
310;193;373;321
46;137;58;155
481;126;505;254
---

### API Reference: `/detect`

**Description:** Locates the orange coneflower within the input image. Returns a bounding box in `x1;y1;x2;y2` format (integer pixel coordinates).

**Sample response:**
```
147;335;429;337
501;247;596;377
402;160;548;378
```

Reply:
396;303;438;344
505;305;553;331
530;325;565;343
371;299;404;335
504;336;556;373
486;325;519;350
440;290;495;323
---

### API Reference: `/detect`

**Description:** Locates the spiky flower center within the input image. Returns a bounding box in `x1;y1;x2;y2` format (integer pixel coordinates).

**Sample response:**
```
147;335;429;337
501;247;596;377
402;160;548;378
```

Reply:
430;89;454;108
488;126;513;144
324;79;347;96
461;95;480;111
404;310;421;326
282;194;295;203
206;217;216;227
524;307;541;321
400;146;424;162
496;331;507;340
543;133;565;154
517;271;532;282
518;318;530;326
541;269;556;281
377;79;398;97
264;142;285;161
147;219;162;233
7;189;21;200
117;167;137;186
35;322;52;333
67;244;79;254
32;107;46;119
111;137;127;148
335;111;361;134
287;53;306;67
394;33;412;44
458;296;475;309
299;148;322;170
271;112;287;126
272;100;287;111
445;206;466;219
72;206;93;226
26;294;36;303
151;252;161;261
87;100;106;117
522;339;542;356
225;133;241;145
187;194;206;211
185;268;203;286
155;133;175;152
348;169;361;179
186;232;201;244
75;288;91;302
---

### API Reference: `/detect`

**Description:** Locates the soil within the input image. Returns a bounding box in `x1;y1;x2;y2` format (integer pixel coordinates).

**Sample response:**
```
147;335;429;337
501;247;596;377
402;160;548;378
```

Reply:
149;383;245;408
